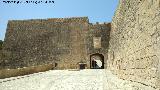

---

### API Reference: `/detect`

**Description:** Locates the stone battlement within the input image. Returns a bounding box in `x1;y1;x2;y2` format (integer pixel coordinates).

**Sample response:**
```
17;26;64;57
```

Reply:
7;17;111;31
8;17;111;26
47;17;89;22
8;17;89;24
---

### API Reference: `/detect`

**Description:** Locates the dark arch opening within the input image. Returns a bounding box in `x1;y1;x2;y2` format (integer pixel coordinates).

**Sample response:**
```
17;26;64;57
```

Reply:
90;53;104;69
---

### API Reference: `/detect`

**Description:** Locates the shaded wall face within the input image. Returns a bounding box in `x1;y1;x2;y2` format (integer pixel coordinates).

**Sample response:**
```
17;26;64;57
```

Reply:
108;0;160;88
2;18;89;69
1;18;111;70
58;20;89;69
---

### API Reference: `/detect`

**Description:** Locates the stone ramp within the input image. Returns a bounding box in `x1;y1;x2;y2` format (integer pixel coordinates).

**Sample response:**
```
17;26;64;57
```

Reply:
0;69;157;90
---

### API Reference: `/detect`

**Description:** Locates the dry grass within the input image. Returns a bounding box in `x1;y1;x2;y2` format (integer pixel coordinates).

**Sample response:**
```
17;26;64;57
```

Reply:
0;64;54;79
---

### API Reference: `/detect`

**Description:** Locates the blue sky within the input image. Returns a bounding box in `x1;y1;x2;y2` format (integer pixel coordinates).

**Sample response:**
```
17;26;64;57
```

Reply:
0;0;119;40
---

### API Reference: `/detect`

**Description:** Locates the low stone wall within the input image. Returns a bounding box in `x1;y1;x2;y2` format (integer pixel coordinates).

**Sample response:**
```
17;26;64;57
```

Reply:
0;64;54;79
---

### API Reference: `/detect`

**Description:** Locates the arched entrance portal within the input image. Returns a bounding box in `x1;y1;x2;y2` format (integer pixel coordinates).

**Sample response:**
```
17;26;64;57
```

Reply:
90;53;104;69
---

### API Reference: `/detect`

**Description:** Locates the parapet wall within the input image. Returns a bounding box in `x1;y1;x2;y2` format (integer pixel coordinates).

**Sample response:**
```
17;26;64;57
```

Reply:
7;17;89;30
108;0;160;89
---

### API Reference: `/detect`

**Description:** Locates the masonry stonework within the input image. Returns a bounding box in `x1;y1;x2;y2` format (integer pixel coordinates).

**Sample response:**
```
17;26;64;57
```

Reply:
1;17;111;70
1;0;160;89
108;0;160;89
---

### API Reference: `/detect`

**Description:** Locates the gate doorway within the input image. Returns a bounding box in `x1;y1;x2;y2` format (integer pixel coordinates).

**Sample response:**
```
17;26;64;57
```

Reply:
90;53;104;69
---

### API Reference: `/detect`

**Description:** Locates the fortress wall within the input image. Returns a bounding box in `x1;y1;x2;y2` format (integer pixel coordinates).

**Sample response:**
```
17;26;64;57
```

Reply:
108;0;160;88
1;17;111;70
2;17;89;69
57;17;90;69
88;23;111;68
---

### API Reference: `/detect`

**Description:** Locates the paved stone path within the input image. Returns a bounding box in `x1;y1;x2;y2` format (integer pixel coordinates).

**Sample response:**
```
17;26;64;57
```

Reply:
0;69;157;90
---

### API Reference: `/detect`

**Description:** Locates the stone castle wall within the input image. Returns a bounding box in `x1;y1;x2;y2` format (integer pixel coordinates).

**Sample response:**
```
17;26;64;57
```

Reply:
1;17;111;69
88;23;111;68
108;0;160;89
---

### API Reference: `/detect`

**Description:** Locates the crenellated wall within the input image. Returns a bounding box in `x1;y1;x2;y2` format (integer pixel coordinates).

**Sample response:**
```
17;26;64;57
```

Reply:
1;17;111;70
108;0;160;89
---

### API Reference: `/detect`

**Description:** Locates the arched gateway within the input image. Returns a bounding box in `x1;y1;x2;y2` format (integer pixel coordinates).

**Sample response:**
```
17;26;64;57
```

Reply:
90;53;104;69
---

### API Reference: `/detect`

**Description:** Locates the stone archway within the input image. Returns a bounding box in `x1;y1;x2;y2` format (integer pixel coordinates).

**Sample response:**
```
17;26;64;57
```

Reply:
90;53;104;69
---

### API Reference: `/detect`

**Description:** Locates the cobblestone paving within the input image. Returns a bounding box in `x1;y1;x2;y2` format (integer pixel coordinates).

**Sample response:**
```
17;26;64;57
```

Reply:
0;69;157;90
